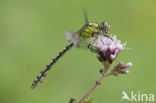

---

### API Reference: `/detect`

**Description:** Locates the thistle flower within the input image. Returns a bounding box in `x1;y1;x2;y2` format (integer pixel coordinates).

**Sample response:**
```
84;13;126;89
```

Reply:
112;62;132;76
90;35;126;64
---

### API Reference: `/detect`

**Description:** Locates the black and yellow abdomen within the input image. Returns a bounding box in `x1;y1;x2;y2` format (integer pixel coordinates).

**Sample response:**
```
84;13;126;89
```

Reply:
31;43;74;89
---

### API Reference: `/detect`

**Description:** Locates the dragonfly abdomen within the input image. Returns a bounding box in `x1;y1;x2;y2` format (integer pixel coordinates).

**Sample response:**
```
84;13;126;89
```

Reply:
31;43;74;89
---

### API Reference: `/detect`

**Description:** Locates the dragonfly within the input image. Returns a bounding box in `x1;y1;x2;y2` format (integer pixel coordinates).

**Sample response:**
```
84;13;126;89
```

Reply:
31;11;111;89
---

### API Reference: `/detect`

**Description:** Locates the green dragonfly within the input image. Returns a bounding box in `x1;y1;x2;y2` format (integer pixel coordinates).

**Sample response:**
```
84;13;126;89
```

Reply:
31;12;111;89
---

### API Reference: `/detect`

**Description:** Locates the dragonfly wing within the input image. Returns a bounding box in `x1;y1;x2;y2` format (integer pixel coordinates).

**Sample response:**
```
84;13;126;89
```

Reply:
78;38;90;49
65;32;91;49
65;31;81;47
65;31;98;50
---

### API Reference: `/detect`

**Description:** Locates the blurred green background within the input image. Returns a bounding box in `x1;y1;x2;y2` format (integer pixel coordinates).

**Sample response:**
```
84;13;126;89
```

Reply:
0;0;156;103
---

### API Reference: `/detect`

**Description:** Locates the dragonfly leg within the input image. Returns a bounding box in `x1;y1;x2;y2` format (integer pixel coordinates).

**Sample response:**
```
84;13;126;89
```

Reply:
88;44;97;53
104;34;113;40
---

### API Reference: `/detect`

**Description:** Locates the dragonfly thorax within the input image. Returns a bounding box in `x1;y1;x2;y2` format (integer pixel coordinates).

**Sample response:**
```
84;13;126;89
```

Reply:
80;22;99;38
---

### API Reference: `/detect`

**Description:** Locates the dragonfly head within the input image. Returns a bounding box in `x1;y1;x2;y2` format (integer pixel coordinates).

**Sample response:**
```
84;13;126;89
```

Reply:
99;21;110;35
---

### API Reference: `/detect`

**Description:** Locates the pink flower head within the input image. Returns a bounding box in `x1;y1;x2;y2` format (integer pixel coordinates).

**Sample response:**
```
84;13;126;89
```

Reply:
112;62;132;76
91;35;126;63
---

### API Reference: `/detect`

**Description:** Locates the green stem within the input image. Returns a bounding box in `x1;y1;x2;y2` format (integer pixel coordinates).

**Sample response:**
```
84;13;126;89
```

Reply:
77;70;112;103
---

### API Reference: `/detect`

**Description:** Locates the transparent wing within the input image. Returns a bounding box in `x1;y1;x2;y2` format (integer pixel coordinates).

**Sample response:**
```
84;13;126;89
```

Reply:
78;38;90;49
65;31;81;47
65;31;89;49
65;31;98;50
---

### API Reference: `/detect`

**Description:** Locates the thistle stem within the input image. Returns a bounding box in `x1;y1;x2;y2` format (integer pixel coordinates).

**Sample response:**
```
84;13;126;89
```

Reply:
77;69;112;103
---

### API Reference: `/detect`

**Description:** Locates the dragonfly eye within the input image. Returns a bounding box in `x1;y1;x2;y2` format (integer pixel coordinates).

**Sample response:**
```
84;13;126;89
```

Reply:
100;22;110;29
